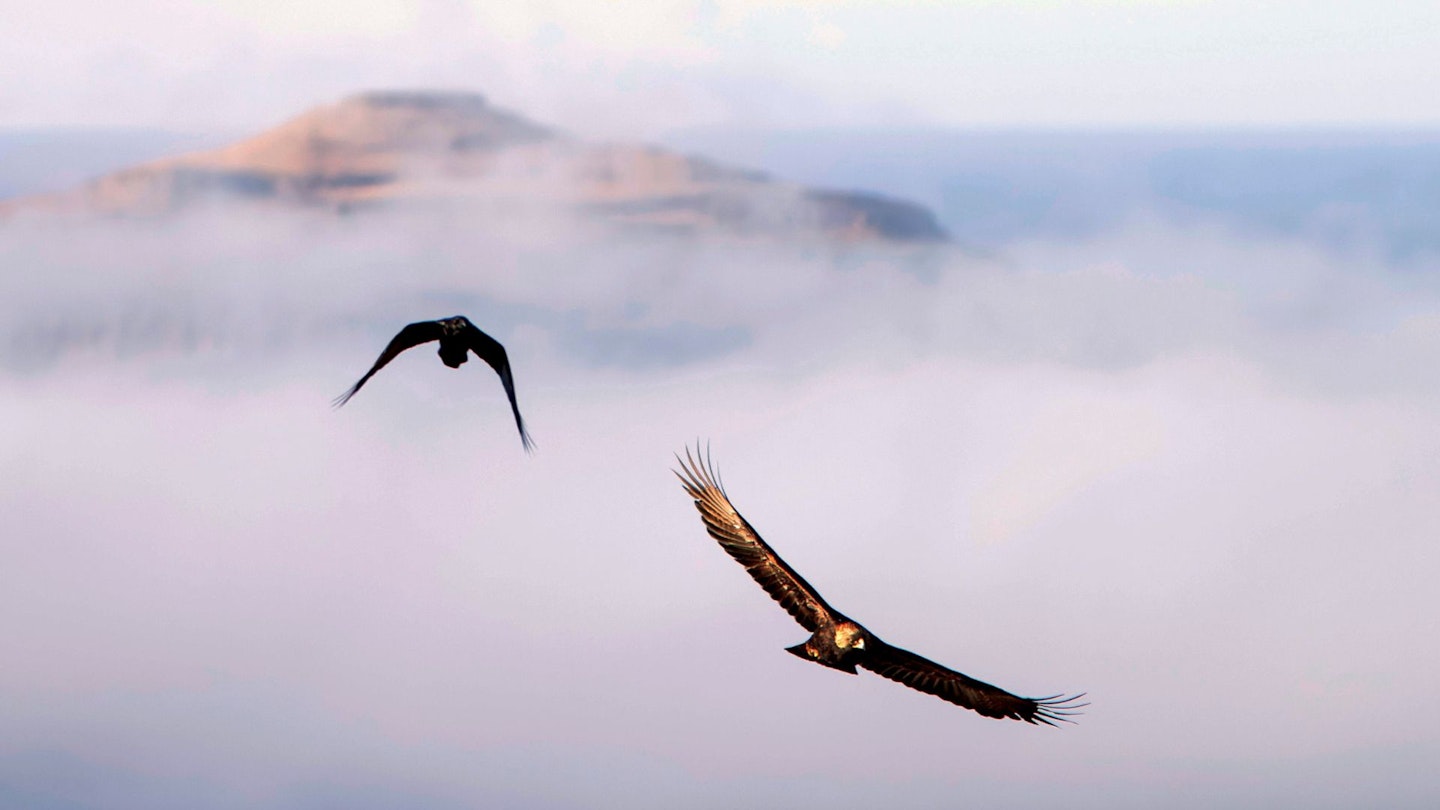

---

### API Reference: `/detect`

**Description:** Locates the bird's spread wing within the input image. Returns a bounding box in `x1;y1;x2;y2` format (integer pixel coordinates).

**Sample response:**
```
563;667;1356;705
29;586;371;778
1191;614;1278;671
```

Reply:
333;321;446;407
859;639;1087;725
458;323;534;453
674;446;837;633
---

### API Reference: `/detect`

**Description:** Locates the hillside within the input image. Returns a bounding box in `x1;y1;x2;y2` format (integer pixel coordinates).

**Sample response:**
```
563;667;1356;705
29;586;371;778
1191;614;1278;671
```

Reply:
3;91;946;243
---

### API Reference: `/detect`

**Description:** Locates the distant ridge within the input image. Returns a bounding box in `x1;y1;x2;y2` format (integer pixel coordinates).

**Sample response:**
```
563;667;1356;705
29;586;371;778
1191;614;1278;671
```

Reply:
3;91;947;243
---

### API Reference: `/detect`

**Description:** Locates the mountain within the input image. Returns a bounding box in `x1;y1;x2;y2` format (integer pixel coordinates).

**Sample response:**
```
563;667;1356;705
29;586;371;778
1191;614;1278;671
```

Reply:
2;91;946;243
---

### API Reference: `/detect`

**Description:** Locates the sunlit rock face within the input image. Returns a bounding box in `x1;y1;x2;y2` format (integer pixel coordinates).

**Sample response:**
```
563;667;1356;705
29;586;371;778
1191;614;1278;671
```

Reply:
2;90;947;243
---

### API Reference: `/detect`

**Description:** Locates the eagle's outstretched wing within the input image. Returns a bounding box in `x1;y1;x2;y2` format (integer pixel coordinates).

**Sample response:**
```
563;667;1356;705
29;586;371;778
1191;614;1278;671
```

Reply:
675;446;839;632
859;639;1087;725
457;322;534;454
333;321;445;407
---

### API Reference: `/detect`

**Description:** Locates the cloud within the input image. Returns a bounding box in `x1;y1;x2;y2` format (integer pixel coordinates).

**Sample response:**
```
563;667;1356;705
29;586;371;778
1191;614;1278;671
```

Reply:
3;199;1440;807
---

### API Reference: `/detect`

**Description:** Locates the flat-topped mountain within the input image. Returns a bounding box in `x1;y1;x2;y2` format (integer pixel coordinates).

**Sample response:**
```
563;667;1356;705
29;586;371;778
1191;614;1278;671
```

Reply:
5;91;946;242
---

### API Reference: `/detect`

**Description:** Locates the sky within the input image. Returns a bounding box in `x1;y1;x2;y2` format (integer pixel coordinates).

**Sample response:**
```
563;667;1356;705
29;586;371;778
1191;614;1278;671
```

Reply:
4;0;1440;135
4;2;1440;807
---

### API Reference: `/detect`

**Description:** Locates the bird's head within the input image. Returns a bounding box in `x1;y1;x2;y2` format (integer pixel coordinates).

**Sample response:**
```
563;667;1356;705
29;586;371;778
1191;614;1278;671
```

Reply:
834;623;868;652
438;345;469;368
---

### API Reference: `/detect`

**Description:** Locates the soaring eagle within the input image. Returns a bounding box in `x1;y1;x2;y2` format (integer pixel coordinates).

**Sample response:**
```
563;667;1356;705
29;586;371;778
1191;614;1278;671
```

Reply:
675;447;1084;725
334;315;534;453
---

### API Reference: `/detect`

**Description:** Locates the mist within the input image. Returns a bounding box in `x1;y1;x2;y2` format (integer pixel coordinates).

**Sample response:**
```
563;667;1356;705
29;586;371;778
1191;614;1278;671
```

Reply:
3;190;1440;808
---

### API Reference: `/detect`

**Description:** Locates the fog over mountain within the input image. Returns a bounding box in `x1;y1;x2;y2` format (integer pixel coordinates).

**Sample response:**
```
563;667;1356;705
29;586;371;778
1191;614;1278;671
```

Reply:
0;129;225;200
668;127;1440;264
3;100;1439;809
3;92;946;244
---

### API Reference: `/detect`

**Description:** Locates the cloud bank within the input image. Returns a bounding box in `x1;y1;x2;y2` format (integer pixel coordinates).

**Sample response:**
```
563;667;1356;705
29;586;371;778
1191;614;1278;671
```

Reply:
2;200;1439;808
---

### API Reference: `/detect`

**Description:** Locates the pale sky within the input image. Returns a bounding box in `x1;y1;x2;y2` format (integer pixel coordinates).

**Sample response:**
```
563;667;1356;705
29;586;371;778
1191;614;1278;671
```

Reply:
4;0;1440;135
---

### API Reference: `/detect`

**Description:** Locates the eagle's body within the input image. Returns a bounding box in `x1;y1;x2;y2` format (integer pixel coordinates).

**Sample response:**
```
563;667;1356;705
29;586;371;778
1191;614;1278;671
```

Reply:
335;315;534;453
675;446;1085;725
787;620;870;674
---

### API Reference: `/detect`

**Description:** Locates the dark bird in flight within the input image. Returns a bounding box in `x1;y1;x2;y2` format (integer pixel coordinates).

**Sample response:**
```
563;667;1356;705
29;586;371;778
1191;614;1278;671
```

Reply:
675;446;1085;725
334;315;534;453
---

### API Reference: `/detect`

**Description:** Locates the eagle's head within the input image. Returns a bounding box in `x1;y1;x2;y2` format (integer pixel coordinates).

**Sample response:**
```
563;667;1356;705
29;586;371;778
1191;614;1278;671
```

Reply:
834;623;868;652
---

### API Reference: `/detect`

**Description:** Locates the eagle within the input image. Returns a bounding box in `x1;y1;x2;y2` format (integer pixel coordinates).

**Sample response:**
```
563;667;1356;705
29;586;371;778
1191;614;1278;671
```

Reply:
675;446;1085;725
334;315;535;453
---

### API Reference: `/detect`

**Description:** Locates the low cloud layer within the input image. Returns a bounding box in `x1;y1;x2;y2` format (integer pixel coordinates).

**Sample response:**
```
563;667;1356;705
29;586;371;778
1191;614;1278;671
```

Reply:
3;203;1439;807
